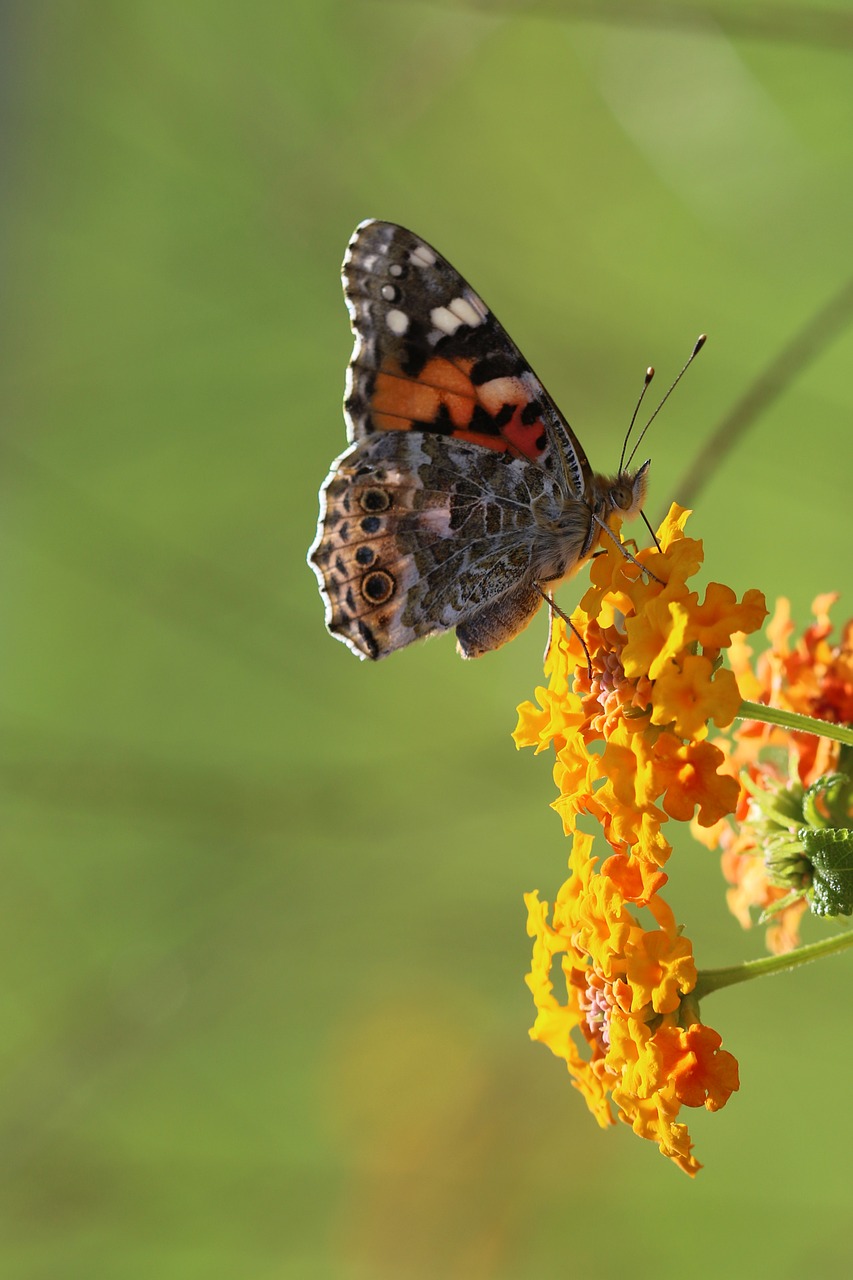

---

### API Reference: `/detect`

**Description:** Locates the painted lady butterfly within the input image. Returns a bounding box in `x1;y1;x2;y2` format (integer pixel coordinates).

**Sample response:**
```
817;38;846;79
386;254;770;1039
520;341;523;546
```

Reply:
309;220;665;661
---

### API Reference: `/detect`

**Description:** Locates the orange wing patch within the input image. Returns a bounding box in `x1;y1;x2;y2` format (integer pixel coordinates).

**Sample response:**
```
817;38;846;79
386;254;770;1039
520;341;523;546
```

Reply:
372;356;477;432
371;356;549;462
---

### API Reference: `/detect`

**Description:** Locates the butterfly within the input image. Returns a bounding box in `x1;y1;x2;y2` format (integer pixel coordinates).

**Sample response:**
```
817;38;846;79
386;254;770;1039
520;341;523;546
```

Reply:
309;220;686;662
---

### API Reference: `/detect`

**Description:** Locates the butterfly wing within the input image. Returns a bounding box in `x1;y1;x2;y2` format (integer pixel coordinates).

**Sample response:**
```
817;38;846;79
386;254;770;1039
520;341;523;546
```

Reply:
342;220;591;489
309;221;591;660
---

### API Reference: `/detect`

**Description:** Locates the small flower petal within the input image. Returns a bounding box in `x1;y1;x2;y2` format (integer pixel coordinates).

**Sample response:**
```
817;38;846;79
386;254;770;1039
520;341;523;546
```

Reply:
651;655;742;739
656;1023;740;1111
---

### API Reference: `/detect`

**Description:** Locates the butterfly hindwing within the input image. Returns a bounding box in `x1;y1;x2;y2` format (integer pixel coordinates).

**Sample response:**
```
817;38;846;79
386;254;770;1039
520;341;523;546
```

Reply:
310;428;555;660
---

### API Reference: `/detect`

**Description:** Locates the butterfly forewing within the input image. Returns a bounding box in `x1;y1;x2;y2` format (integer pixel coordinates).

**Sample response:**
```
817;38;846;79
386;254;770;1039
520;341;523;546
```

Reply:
342;221;591;487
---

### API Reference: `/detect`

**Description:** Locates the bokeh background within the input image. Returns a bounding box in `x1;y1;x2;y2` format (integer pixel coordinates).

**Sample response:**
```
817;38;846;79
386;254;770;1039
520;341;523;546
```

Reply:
3;2;853;1276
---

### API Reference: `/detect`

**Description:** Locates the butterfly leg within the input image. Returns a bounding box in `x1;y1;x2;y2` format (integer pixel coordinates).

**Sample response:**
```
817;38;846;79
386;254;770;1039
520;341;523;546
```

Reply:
534;583;592;679
592;514;664;585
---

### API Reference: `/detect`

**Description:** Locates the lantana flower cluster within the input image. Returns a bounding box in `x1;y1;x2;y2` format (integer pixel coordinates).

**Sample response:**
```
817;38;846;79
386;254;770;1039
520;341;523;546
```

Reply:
515;505;767;1175
695;595;853;953
525;833;738;1176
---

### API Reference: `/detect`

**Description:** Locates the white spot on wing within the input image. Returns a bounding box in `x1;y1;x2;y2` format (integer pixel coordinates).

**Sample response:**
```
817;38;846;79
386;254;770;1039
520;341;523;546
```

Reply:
389;263;403;277
478;376;523;413
380;284;396;301
386;308;409;335
448;296;482;327
430;305;463;336
410;244;437;267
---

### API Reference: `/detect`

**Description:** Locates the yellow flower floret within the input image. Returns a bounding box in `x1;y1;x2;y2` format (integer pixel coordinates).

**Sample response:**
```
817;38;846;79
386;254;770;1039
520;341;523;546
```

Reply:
650;653;741;740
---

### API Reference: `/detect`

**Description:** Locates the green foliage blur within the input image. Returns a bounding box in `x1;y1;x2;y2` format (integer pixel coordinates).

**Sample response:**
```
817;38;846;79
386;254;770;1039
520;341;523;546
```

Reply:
2;2;852;1276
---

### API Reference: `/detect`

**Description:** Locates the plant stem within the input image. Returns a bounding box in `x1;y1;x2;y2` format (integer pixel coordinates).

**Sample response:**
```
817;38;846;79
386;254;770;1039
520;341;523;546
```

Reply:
694;928;853;1001
735;699;853;747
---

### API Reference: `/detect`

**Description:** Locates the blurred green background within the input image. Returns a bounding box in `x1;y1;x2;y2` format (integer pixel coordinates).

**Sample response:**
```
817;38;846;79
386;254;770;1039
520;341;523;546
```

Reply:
3;2;853;1276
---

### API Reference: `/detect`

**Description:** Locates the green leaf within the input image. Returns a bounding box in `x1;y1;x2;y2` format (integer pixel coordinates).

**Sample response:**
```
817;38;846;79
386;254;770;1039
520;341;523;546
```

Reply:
802;827;853;917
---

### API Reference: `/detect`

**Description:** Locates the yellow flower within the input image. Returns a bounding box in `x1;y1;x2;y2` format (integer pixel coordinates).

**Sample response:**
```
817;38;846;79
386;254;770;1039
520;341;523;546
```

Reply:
689;583;768;653
517;507;760;1172
650;655;741;741
525;833;738;1177
591;725;672;866
514;505;767;871
623;594;690;681
623;930;696;1015
613;1087;699;1176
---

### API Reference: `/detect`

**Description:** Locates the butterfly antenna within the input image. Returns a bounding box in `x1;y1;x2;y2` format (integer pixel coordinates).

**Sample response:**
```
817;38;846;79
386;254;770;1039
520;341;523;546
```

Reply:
619;365;655;473
625;334;707;471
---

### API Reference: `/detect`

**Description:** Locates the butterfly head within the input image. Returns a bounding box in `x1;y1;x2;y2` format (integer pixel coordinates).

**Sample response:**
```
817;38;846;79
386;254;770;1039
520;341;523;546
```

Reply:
596;458;651;522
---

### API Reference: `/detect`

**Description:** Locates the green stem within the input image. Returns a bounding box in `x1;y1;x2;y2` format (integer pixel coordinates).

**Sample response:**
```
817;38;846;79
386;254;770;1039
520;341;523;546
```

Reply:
694;929;853;1001
735;699;853;747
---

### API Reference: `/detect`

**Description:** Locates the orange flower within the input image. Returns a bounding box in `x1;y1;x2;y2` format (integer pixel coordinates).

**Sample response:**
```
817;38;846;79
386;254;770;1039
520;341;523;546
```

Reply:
525;833;738;1177
650;737;740;826
736;594;853;784
655;1023;740;1111
698;596;853;953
